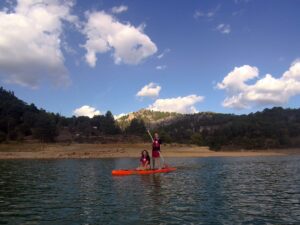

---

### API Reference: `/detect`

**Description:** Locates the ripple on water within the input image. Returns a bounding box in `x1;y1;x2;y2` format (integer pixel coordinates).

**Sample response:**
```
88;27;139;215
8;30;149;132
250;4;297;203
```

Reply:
0;156;299;224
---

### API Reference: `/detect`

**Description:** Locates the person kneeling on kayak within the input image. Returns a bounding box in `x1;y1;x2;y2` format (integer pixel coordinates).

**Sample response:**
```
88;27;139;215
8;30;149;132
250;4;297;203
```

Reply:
137;150;151;170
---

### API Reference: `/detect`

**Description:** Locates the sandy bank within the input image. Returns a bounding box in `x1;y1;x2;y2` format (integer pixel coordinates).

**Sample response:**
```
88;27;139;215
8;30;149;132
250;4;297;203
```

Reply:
0;143;297;160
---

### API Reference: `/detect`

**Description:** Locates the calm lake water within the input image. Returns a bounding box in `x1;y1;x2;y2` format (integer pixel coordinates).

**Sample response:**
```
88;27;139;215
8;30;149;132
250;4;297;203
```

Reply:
0;156;299;225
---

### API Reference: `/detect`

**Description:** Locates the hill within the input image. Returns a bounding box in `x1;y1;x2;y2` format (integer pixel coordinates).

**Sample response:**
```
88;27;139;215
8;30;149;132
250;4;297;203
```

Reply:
1;86;300;150
157;108;300;150
0;87;122;143
116;109;181;129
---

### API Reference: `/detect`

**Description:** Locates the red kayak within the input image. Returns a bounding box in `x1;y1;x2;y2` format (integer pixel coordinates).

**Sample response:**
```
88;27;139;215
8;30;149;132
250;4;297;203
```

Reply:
112;167;176;176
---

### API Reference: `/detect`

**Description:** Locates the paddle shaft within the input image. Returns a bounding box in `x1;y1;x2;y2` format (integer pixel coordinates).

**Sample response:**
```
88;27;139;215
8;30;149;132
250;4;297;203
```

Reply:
147;129;154;142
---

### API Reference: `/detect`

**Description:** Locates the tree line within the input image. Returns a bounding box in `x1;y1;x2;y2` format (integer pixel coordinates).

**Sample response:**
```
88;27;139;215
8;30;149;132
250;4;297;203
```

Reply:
156;108;300;150
0;87;147;143
1;87;300;150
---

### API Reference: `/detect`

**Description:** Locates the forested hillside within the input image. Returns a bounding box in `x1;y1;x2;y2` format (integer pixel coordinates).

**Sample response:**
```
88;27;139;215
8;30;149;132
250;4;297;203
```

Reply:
157;108;300;150
0;87;145;143
1;87;300;150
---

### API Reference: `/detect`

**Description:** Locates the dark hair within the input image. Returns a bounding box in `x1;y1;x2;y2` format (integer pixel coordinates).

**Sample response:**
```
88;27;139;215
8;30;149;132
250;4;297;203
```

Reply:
141;150;149;157
141;150;150;161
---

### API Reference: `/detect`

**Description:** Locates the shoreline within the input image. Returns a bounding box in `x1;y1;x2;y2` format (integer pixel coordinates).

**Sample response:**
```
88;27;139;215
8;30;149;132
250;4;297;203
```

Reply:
0;143;298;160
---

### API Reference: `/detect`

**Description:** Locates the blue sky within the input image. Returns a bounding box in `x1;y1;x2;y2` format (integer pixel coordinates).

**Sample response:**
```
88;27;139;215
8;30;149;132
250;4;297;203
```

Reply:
0;0;300;117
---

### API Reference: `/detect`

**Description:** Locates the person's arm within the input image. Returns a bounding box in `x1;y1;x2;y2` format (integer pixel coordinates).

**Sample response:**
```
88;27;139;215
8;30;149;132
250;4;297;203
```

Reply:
139;158;143;166
145;159;151;169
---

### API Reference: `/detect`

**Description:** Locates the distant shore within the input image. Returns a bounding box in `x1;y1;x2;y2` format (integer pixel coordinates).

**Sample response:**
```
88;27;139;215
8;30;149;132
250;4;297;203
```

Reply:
0;143;298;159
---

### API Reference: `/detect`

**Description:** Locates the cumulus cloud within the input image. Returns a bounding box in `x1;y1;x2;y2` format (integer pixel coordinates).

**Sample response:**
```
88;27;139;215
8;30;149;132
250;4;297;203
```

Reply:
217;65;259;92
0;0;76;88
217;60;300;109
111;5;128;14
148;95;204;114
82;11;157;67
73;105;101;118
136;82;161;98
216;24;231;34
156;65;167;70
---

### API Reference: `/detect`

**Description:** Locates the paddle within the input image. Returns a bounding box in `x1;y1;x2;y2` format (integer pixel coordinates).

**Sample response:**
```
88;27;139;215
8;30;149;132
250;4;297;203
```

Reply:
146;129;168;168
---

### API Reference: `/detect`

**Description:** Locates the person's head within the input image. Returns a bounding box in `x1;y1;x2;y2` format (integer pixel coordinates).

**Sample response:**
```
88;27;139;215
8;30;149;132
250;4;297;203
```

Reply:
154;132;159;139
141;150;149;157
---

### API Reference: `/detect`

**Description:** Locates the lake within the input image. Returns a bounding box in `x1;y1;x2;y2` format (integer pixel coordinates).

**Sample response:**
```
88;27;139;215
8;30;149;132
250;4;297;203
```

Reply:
0;156;299;224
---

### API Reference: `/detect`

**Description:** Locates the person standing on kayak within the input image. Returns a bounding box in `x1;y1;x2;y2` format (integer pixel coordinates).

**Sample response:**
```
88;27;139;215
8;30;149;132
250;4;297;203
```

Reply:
152;132;162;169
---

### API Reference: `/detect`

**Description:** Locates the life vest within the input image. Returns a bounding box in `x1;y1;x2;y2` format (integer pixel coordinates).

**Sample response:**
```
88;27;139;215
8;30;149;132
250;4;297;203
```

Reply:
152;138;161;151
140;156;150;165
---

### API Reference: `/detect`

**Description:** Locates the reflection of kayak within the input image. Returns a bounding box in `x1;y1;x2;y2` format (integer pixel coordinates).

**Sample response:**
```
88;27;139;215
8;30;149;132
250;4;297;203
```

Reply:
112;167;176;176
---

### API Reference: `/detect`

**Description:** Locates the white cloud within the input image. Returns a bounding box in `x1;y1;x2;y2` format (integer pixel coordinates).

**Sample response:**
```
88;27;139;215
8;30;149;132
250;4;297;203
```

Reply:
216;24;231;34
111;5;128;14
194;5;221;19
157;54;164;59
232;9;244;16
194;11;205;18
73;105;101;118
114;113;128;120
0;0;77;88
148;95;204;114
194;11;214;19
157;48;170;59
156;65;167;70
217;60;300;109
82;11;157;67
217;65;259;92
136;82;161;98
282;59;300;80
